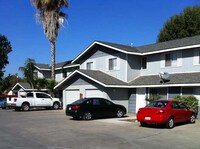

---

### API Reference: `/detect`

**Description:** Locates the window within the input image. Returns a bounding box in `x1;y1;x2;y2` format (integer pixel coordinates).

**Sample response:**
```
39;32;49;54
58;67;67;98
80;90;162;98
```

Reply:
27;93;33;98
109;58;117;70
165;53;177;67
63;70;67;78
171;102;179;109
36;93;50;98
86;62;93;70
141;57;147;69
92;99;101;105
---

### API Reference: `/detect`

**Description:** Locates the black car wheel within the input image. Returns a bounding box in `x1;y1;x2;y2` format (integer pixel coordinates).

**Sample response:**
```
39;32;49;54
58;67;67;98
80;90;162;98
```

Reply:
190;114;196;123
116;109;125;118
53;102;60;110
22;103;30;111
166;117;174;129
83;112;92;120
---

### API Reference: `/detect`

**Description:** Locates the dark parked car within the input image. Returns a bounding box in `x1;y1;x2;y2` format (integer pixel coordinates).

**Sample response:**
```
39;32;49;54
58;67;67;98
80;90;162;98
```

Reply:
66;98;127;120
137;100;196;128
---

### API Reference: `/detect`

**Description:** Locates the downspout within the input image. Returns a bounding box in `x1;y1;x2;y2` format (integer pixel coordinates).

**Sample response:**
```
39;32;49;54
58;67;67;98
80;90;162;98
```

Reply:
125;54;128;82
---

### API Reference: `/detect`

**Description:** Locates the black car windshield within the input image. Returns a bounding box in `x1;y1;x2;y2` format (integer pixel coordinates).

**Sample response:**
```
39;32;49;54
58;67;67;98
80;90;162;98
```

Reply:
71;98;88;105
146;101;169;108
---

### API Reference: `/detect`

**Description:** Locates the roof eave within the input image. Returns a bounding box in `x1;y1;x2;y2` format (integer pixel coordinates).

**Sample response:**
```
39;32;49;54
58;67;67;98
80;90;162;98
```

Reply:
142;44;200;55
72;41;142;63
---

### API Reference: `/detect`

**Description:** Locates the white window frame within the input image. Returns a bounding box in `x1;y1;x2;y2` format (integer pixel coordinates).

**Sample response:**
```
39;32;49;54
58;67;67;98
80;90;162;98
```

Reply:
193;49;200;65
108;57;118;70
164;52;177;67
86;62;93;70
141;56;147;70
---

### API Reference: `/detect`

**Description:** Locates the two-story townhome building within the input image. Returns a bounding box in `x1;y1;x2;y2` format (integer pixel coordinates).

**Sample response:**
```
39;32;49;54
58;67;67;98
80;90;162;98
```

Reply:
54;36;200;117
34;60;79;82
10;61;79;100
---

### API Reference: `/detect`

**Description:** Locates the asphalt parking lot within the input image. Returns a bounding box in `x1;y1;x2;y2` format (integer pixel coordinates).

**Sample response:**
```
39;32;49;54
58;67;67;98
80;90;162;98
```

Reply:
0;109;200;149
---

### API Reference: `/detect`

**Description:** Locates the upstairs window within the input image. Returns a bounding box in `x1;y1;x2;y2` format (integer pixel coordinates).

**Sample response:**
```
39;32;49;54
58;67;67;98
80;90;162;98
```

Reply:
141;57;147;69
109;58;117;70
86;62;93;70
165;53;177;67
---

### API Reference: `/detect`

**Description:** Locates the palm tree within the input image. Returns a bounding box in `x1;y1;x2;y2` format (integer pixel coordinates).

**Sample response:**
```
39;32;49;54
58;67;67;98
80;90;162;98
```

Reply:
32;0;68;80
19;58;36;89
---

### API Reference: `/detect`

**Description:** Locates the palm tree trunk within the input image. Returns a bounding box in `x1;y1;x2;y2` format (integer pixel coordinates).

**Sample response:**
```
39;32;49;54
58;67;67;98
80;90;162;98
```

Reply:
51;41;55;80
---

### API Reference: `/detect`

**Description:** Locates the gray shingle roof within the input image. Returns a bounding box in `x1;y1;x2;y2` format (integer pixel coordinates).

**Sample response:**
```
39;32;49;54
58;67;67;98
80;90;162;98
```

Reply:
137;35;200;53
98;35;200;54
129;72;200;86
55;60;73;68
12;82;32;91
35;64;50;69
19;82;32;89
78;69;128;86
35;60;74;70
97;41;141;53
66;71;200;87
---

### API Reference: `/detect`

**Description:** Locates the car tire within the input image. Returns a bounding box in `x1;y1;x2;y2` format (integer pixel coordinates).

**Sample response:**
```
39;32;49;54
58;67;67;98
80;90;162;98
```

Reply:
53;102;60;110
22;103;30;111
190;114;196;123
83;112;92;120
166;117;174;129
116;109;125;118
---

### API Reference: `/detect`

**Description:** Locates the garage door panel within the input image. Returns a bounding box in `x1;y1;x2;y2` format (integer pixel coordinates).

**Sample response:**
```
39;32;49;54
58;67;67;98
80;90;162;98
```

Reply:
86;89;104;98
65;90;80;105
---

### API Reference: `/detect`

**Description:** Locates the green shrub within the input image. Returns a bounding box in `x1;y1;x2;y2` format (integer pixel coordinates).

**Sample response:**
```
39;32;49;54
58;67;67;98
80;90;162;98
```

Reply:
145;95;161;102
174;95;199;113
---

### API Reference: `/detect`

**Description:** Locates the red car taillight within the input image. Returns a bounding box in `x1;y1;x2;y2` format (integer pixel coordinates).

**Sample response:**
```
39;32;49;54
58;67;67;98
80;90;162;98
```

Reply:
72;105;80;110
14;98;17;102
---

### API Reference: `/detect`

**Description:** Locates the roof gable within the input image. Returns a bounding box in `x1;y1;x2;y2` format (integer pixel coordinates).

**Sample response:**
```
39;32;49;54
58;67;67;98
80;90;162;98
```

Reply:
54;69;128;89
12;82;32;91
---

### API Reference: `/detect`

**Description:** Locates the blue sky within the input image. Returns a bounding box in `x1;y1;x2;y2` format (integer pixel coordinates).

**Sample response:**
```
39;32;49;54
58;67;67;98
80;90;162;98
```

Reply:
0;0;200;77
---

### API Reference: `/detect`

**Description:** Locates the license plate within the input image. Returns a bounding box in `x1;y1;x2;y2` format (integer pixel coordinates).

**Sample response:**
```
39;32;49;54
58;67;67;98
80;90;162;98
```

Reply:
145;117;151;120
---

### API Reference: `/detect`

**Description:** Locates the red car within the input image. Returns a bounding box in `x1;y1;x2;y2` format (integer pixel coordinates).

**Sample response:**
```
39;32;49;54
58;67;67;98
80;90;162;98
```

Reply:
137;100;196;128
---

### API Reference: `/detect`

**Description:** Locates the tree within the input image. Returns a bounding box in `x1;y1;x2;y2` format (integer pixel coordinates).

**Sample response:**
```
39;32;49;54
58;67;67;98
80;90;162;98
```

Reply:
0;35;12;79
32;0;68;80
157;6;200;42
0;74;24;94
46;79;57;97
19;58;36;89
35;78;48;90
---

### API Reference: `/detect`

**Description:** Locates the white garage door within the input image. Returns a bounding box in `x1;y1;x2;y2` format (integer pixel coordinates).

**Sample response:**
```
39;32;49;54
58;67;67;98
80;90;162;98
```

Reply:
65;90;80;105
85;89;104;98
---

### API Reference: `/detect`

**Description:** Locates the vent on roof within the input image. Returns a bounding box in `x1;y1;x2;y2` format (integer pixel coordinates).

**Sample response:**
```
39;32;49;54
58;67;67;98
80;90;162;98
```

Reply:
130;43;134;47
159;72;170;84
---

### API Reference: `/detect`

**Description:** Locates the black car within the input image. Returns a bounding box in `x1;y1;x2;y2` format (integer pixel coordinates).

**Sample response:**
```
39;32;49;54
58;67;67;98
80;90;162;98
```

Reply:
66;98;127;120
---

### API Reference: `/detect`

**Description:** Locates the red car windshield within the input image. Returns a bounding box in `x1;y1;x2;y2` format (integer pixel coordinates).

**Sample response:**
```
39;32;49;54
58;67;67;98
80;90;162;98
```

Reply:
146;101;169;108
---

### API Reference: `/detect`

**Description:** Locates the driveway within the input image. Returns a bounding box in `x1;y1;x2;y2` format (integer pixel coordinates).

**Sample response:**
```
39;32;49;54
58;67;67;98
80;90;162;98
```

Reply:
0;109;199;149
